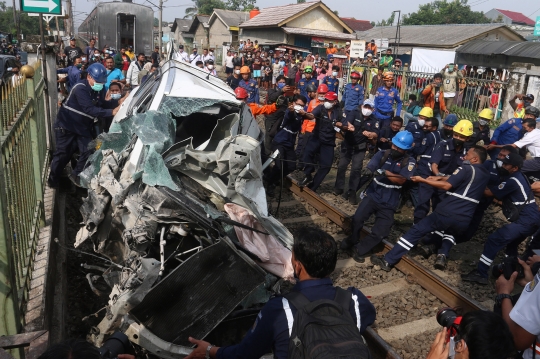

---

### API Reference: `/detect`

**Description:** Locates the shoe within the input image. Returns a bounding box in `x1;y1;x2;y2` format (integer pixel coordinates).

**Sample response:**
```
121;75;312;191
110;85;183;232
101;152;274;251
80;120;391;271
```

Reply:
68;174;83;188
370;255;392;272
333;188;344;196
352;250;370;263
418;244;436;259
339;236;358;250
461;269;488;285
434;254;447;270
348;191;358;205
298;175;312;187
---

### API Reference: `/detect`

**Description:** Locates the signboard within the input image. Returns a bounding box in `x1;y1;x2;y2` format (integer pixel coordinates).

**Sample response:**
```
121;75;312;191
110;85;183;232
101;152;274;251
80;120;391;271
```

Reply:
311;37;348;49
534;16;540;37
374;38;389;50
20;0;61;15
349;40;365;60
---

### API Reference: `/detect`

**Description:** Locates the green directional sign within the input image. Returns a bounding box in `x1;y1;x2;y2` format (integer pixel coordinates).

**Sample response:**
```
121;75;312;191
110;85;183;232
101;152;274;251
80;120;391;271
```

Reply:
20;0;61;15
535;16;540;37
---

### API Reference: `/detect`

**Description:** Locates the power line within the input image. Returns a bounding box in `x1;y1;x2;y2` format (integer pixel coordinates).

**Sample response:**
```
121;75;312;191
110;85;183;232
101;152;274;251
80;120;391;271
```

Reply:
527;6;540;18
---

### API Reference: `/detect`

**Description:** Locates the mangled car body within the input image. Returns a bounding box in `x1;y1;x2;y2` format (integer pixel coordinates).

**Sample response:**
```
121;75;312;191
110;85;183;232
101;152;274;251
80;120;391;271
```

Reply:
76;60;294;357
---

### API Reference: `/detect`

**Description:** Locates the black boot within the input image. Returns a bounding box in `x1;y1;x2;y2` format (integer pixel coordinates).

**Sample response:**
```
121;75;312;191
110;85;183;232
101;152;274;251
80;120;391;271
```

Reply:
339;236;358;250
461;269;488;285
434;254;447;270
370;255;392;272
348;190;358;205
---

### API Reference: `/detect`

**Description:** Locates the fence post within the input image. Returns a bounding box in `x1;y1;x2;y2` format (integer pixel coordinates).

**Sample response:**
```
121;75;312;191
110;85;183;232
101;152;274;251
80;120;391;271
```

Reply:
400;64;408;103
26;77;44;202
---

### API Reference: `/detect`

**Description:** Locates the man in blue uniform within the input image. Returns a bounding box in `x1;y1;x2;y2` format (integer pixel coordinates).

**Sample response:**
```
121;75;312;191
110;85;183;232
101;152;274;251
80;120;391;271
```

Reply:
377;117;402;151
299;92;341;192
266;95;309;195
374;71;402;128
341;71;364;116
412;116;441;223
340;131;416;262
466;108;493;148
185;226;376;359
297;66;318;101
462;152;540;284
48;63;122;188
438;113;458;141
334;99;379;204
406;107;432;161
322;65;340;93
372;145;490;271
57;55;82;92
238;66;260;104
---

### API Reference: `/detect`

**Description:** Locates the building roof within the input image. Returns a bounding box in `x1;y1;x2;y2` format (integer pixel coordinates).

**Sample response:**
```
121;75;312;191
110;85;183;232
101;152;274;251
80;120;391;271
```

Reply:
209;9;249;29
456;40;540;59
171;18;194;33
282;27;356;40
356;23;525;48
340;17;373;32
188;15;210;33
495;9;535;26
239;1;353;33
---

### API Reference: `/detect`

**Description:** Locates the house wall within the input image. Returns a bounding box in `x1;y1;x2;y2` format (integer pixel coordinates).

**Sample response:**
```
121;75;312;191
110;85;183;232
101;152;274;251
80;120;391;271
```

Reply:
479;28;522;41
286;7;345;32
239;28;286;44
484;9;512;25
193;23;209;48
209;18;231;47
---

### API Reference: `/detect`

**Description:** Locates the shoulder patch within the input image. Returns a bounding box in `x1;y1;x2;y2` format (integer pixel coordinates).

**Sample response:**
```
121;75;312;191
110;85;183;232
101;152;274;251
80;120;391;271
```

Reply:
375;122;379;128
498;182;505;189
355;87;359;91
343;113;347;118
526;272;540;292
453;168;460;175
407;164;414;171
509;119;514;124
422;138;427;145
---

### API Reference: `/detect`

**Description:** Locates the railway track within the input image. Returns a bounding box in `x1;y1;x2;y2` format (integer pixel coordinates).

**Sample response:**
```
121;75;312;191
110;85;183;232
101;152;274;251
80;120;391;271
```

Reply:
274;175;486;359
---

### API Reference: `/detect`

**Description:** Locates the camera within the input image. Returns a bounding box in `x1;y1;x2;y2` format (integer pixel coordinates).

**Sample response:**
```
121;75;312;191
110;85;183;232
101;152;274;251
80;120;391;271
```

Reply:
436;307;458;328
99;332;131;359
491;256;525;280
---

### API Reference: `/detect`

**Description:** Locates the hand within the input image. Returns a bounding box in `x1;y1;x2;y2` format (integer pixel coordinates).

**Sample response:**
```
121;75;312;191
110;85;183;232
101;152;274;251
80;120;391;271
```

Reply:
281;86;291;93
184;337;211;359
347;123;354;132
298;109;306;116
380;138;388;143
486;144;495;150
335;122;342;128
411;176;423;183
426;176;444;181
496;271;517;295
517;258;534;286
288;103;295;112
526;255;540;266
426;327;450;359
444;109;449;115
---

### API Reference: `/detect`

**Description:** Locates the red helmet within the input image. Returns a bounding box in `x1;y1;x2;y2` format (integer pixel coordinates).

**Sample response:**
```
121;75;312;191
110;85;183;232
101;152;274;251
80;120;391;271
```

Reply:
350;71;361;79
325;92;338;101
317;84;328;93
234;87;249;99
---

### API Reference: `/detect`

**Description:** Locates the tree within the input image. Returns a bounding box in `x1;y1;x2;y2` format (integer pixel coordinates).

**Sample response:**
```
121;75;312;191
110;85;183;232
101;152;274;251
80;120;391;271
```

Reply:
154;17;159;26
226;0;256;11
401;0;490;25
297;0;306;3
374;12;395;26
183;0;227;18
0;3;40;36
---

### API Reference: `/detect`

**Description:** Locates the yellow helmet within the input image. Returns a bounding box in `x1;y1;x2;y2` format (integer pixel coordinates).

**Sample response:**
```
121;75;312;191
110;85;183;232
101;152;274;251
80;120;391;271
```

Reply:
453;120;474;137
479;108;494;121
418;107;433;118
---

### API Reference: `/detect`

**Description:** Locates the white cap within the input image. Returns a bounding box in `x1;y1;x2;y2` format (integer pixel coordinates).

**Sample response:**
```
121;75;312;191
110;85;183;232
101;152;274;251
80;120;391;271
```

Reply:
346;42;350;45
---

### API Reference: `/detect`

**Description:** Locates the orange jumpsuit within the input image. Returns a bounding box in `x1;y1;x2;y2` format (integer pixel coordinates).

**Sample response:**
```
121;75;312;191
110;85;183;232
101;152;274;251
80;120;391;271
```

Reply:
248;103;277;116
301;99;321;133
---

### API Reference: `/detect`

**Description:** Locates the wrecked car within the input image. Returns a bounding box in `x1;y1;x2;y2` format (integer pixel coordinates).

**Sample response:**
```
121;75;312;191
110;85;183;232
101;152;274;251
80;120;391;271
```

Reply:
76;60;294;357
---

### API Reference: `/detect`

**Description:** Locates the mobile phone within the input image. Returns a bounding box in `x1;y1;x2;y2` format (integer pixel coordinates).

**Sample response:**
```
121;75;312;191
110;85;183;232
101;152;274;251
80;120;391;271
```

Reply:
284;78;296;96
533;249;540;256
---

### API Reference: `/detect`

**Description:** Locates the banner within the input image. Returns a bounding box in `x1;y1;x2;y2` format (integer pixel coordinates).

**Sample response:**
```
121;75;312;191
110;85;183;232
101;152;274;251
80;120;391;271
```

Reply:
349;40;365;60
410;48;456;72
311;37;347;49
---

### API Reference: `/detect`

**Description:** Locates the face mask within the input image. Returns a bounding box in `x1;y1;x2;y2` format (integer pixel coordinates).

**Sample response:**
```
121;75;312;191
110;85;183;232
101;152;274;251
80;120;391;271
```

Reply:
209;52;213;55
207;65;214;70
417;119;425;127
324;102;333;110
453;138;464;147
478;119;488;126
390;149;402;159
235;70;240;75
332;71;338;77
496;159;503;168
248;55;251;58
294;105;303;113
82;57;86;62
497;167;510;177
76;64;82;68
318;96;325;101
91;82;104;92
462;160;471;165
444;128;453;137
110;93;121;100
362;108;373;117
277;82;286;89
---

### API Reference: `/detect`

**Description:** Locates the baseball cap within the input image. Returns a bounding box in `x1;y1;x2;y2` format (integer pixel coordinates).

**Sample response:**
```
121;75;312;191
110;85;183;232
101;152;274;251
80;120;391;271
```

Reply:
501;152;523;169
179;44;184;49
363;99;375;108
525;94;535;101
70;36;75;40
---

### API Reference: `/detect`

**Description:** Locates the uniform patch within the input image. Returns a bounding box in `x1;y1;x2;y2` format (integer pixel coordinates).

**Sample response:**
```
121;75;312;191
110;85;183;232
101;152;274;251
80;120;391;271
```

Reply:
422;138;427;145
526;272;540;292
509;119;514;124
299;82;305;86
343;113;347;118
250;83;254;87
453;168;460;175
498;182;506;189
408;164;414;171
355;87;359;91
375;122;379;128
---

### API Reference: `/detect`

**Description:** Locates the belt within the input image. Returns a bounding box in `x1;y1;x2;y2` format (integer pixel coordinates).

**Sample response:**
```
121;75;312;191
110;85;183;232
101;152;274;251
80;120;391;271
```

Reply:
378;111;393;116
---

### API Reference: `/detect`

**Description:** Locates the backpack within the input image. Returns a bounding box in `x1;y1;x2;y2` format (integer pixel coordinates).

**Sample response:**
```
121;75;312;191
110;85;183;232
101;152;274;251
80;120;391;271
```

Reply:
285;288;371;359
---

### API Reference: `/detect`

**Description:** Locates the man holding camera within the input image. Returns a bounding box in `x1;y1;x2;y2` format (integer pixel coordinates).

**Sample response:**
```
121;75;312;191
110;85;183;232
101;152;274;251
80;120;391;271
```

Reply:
462;152;540;285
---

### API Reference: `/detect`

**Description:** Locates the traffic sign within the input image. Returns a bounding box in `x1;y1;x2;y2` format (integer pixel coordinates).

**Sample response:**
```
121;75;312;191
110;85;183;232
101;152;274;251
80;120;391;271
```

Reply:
20;0;61;15
534;16;540;37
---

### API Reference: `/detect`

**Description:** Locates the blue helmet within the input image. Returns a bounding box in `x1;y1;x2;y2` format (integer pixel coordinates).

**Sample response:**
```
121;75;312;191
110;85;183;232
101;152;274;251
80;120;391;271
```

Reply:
392;130;414;150
443;114;459;127
87;63;107;83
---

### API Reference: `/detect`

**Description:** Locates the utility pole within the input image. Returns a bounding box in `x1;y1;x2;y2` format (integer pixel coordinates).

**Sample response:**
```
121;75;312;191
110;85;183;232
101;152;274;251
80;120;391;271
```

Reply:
158;0;162;59
393;10;401;57
11;0;20;42
65;0;73;35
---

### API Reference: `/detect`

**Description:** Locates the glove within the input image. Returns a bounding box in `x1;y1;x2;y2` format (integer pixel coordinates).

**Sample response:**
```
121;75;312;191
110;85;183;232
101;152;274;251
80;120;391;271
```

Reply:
276;95;285;107
361;168;373;176
376;168;386;176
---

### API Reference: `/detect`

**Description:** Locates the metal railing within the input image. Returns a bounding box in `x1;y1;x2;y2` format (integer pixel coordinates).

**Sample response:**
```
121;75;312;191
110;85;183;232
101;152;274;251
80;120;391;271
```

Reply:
0;61;48;335
342;63;510;125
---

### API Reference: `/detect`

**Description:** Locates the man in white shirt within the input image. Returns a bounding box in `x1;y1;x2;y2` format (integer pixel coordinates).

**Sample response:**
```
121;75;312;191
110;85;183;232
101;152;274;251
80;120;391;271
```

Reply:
173;44;189;62
201;48;214;63
511;114;540;174
126;53;146;88
224;51;234;75
189;48;201;65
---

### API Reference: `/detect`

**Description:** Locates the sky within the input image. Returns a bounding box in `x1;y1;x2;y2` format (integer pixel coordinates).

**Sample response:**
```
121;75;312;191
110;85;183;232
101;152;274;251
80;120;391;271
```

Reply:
70;0;540;29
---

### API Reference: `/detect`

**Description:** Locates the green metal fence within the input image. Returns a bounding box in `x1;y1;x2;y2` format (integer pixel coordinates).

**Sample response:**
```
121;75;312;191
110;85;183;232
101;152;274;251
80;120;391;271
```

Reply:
0;61;48;335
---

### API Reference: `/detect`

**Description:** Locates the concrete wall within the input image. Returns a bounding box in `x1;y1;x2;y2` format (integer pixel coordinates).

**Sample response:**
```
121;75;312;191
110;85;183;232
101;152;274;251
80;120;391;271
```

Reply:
193;23;208;48
286;7;344;32
476;28;520;41
209;18;231;47
501;64;540;122
239;28;286;44
485;9;512;25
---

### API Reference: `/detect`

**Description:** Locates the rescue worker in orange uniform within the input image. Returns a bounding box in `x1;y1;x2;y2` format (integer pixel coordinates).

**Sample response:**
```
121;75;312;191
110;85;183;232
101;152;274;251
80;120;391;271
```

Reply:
297;84;328;169
234;87;283;116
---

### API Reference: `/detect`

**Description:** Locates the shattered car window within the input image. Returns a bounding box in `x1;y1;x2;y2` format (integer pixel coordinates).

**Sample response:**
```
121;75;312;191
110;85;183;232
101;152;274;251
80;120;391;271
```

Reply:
160;96;223;117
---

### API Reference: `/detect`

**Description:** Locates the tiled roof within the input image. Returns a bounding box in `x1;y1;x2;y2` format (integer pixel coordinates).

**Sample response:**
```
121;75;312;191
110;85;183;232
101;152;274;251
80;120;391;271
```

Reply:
239;1;318;27
282;27;356;40
340;17;373;32
356;23;523;47
171;18;193;33
211;9;249;28
495;9;535;26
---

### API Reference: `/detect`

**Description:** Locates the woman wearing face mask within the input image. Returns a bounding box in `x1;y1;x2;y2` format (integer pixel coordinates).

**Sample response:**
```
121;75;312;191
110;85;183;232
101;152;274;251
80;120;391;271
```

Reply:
203;60;217;77
464;108;493;149
47;63;124;188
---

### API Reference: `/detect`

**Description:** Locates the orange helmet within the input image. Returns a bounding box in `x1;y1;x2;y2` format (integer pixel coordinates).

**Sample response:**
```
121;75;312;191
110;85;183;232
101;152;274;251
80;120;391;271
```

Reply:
240;66;251;74
317;84;328;93
383;71;394;81
234;87;249;99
